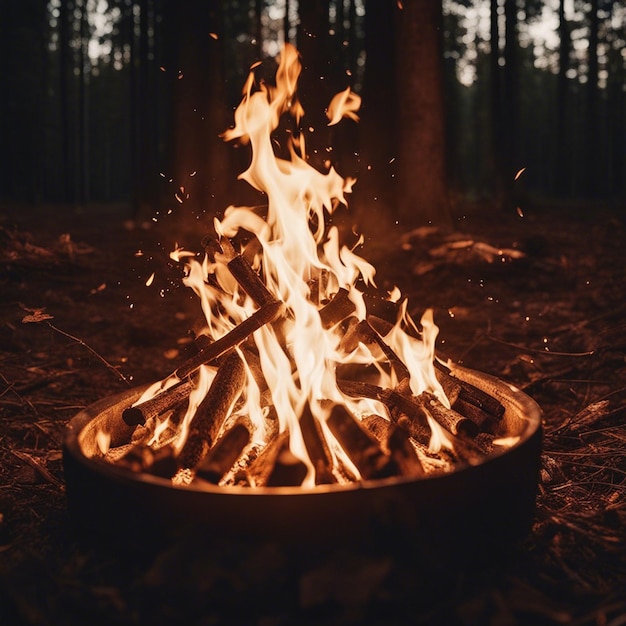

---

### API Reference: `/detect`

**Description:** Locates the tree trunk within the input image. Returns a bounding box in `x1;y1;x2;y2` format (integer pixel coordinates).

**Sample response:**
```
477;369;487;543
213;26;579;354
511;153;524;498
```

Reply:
556;0;571;197
501;0;518;210
585;0;599;197
161;0;229;229
489;0;505;208
356;0;395;216
394;0;451;228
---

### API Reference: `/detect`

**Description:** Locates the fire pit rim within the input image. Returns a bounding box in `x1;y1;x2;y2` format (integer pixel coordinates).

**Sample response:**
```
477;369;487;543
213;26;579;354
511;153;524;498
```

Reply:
64;364;543;497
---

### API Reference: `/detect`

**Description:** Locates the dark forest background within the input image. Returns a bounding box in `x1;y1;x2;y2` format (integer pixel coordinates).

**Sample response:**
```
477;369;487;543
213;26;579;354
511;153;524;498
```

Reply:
1;0;624;229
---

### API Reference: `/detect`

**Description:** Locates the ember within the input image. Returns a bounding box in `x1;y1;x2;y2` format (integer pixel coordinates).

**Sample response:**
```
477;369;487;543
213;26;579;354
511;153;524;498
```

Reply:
74;44;537;494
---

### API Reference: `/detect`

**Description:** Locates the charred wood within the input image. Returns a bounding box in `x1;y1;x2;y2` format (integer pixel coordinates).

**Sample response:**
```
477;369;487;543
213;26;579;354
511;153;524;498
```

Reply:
266;439;309;487
194;420;251;484
299;404;337;485
386;422;425;477
246;430;290;487
176;351;246;471
319;287;356;328
418;392;479;438
326;405;399;480
117;443;178;478
174;300;284;379
340;319;411;384
220;237;277;307
122;378;195;427
336;378;432;445
362;414;424;477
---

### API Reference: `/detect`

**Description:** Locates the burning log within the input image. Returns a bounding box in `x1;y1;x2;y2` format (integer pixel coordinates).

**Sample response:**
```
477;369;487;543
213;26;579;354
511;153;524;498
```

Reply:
122;378;196;427
220;237;277;307
266;439;309;487
318;287;356;328
417;392;478;438
246;430;290;487
175;351;246;473
299;404;337;485
336;379;432;445
340;319;411;384
361;414;424;478
174;300;284;380
195;420;251;484
326;405;399;480
117;443;178;478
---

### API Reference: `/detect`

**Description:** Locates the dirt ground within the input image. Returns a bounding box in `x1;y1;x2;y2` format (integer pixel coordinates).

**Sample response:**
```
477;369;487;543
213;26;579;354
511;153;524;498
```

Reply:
1;199;625;625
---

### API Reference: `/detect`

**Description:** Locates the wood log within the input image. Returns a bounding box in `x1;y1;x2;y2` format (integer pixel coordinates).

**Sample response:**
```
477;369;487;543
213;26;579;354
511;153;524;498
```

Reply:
386;422;425;477
417;392;479;438
122;378;195;427
246;430;290;487
117;443;178;478
326;405;398;480
174;300;284;379
318;287;356;328
194;421;251;484
434;360;505;420
299;404;337;485
266;439;309;487
340;319;411;384
176;351;246;471
362;414;424;477
220;237;277;307
336;378;432;445
362;295;399;325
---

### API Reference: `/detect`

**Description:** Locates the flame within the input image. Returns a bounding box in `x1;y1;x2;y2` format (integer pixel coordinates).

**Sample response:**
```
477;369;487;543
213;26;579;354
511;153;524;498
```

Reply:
135;44;456;486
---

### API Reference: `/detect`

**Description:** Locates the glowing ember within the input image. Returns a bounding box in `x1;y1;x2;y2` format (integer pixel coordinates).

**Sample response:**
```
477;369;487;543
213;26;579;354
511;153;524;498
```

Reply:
99;44;518;489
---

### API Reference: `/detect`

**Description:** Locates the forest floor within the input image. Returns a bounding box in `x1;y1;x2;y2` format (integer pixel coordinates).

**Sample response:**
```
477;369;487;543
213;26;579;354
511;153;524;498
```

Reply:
1;199;625;625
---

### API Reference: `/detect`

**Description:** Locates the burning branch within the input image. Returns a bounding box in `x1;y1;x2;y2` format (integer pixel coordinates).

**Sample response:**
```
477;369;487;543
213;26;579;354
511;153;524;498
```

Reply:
122;378;196;426
175;351;246;475
174;300;284;380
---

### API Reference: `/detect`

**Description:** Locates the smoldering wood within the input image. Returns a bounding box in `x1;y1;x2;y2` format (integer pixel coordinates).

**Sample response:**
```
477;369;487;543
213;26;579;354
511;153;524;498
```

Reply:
361;414;425;477
266;439;309;487
326;405;399;480
117;443;178;478
336;378;432;445
174;299;284;379
378;389;432;446
246;430;290;487
299;404;337;485
361;413;391;443
340;319;411;384
122;378;196;427
220;236;277;307
176;351;246;471
365;314;395;336
400;392;486;466
418;391;479;438
386;422;425;477
318;287;356;328
194;420;251;484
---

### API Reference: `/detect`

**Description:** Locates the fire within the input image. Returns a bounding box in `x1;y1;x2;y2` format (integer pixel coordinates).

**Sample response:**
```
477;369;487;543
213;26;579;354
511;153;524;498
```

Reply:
104;44;513;488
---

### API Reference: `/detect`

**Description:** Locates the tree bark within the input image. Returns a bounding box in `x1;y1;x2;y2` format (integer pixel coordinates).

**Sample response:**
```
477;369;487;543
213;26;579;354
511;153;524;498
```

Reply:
556;0;571;197
501;0;519;210
585;0;599;197
394;0;451;228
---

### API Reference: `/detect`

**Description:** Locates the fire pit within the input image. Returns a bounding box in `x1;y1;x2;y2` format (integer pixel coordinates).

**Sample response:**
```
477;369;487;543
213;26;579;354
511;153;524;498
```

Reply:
64;364;541;562
63;45;542;563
